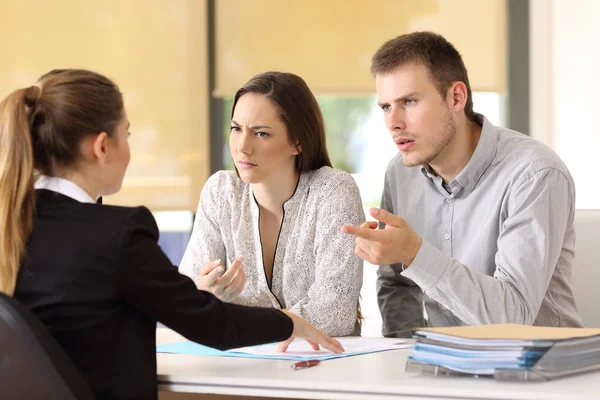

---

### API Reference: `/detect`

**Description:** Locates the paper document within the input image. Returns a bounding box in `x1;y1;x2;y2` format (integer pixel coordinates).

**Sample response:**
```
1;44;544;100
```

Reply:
408;323;600;380
231;336;408;358
415;324;600;341
157;336;409;361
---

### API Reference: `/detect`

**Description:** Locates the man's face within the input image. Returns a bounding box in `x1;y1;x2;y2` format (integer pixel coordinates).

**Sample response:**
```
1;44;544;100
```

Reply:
375;63;457;167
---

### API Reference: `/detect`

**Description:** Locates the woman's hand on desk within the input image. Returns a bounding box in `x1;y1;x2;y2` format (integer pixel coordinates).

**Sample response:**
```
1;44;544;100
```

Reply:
277;311;344;354
197;257;246;302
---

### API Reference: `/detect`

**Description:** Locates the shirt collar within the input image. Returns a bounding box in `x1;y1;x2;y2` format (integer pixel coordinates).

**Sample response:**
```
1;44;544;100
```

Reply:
420;113;498;192
249;170;311;212
284;170;310;209
34;175;96;204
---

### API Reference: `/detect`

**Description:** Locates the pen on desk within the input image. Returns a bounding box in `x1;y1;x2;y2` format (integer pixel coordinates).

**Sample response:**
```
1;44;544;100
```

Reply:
291;360;320;370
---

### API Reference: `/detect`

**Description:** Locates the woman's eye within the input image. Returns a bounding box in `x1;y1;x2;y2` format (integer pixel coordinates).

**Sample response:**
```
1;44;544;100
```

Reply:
230;126;241;132
256;131;269;138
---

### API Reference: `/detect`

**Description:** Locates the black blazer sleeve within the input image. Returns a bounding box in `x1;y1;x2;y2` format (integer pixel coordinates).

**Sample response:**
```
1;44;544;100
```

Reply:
118;207;293;350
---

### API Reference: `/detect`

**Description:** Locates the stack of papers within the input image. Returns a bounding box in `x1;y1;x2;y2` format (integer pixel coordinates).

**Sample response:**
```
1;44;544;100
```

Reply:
157;336;409;361
408;324;600;380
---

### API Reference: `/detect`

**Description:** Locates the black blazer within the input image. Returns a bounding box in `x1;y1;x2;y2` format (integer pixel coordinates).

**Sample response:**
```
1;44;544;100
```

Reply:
14;190;293;400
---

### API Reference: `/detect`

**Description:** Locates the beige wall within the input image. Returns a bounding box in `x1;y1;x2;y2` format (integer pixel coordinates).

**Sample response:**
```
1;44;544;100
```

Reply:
215;0;506;95
0;0;210;210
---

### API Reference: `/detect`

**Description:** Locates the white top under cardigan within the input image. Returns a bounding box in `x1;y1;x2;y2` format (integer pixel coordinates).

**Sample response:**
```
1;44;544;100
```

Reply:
179;166;365;336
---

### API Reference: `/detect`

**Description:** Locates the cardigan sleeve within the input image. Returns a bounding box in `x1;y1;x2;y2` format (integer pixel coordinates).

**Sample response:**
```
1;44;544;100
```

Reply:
287;173;365;336
179;172;228;281
118;206;292;349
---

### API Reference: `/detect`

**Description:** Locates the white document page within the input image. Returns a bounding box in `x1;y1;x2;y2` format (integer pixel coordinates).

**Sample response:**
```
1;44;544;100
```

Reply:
230;336;409;358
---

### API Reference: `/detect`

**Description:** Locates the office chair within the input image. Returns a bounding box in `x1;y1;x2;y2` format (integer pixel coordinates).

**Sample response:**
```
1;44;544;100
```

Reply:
0;293;96;400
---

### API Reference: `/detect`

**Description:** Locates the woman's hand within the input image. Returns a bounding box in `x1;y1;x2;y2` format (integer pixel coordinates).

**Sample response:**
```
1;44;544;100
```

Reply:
277;311;344;354
197;256;246;302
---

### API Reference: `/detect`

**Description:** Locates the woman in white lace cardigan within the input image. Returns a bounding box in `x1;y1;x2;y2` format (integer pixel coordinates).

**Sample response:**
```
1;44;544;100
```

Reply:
179;72;365;336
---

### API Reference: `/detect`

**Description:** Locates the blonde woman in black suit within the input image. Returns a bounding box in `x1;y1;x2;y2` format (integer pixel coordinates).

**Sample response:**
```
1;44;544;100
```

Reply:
0;69;342;400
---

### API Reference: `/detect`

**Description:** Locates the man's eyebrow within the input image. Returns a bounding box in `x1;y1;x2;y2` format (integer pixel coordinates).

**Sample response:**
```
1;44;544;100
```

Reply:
377;92;419;107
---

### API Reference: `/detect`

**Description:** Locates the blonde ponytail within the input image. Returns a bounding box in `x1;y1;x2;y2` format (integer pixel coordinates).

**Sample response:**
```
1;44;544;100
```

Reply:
0;87;37;295
0;69;124;296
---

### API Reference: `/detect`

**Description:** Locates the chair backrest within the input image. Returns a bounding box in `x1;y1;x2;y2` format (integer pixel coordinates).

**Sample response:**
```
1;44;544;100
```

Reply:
0;293;95;400
572;210;600;328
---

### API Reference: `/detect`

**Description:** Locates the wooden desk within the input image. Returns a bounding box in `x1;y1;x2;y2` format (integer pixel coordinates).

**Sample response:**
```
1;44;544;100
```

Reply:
156;329;600;400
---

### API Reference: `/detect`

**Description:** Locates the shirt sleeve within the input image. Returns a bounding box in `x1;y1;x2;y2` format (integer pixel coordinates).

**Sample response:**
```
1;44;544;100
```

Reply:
401;167;574;325
376;178;427;338
119;206;293;350
287;174;365;336
178;172;227;282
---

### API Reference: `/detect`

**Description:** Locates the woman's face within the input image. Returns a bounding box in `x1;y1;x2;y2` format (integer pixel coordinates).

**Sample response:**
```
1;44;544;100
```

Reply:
229;93;299;184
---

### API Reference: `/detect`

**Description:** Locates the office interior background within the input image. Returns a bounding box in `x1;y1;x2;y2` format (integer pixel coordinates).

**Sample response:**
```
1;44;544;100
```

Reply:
1;0;598;335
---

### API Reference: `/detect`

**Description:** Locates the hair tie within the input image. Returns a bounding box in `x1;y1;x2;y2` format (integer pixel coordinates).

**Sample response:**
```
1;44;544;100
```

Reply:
24;85;42;107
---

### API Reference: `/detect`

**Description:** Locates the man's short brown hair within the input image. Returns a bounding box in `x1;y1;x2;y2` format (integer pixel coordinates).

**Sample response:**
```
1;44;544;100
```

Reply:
371;31;474;120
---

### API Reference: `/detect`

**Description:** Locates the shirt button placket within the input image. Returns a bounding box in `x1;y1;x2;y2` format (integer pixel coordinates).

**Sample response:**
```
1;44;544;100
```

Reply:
443;197;454;254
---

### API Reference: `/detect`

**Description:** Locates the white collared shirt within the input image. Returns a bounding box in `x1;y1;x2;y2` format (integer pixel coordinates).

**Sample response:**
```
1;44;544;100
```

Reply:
35;175;95;204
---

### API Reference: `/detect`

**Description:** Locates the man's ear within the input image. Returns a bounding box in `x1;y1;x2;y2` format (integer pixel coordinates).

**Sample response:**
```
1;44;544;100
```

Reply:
448;81;468;113
87;132;109;164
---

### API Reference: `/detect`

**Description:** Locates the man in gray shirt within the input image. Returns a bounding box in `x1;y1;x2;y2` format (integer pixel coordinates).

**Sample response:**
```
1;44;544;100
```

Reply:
342;32;583;337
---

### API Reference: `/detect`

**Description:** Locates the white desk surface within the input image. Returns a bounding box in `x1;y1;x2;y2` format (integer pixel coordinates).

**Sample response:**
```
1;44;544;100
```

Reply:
156;328;600;400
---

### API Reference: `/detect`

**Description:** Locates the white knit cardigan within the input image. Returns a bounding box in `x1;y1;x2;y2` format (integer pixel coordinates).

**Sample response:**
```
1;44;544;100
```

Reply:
179;166;365;336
